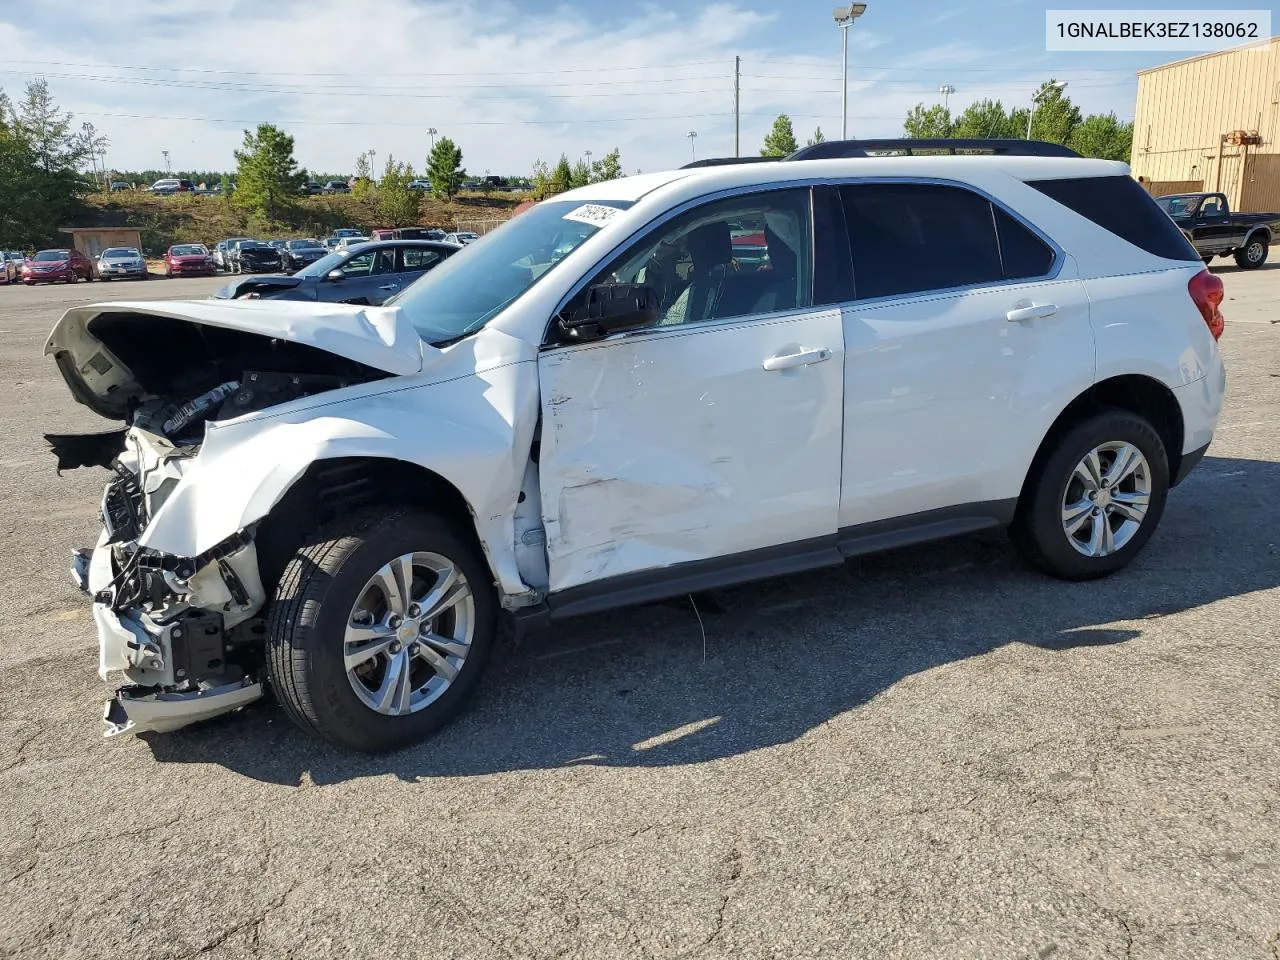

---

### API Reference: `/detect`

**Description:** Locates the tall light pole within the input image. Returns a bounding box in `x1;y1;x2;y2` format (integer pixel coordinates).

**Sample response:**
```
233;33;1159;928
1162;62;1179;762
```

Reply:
162;150;171;173
939;84;956;110
584;149;592;169
687;130;698;160
1027;80;1068;139
833;3;867;140
426;127;437;151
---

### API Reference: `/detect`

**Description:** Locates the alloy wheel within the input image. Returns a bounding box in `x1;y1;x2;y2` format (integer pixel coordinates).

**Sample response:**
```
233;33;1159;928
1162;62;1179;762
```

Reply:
1247;241;1265;264
1061;442;1152;558
343;552;475;716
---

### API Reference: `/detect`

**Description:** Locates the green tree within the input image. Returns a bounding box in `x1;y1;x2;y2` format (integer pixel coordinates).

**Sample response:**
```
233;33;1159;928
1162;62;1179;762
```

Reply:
531;159;551;199
549;154;572;195
378;155;420;225
761;114;798;157
569;158;591;189
1068;113;1133;161
352;151;376;202
952;99;1017;139
903;104;954;139
589;147;623;183
1028;80;1081;144
232;123;304;221
806;126;826;147
426;136;463;200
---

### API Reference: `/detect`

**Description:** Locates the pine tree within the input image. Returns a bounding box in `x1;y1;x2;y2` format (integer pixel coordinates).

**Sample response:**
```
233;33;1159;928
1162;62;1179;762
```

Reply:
761;115;798;157
589;147;623;182
426;137;463;200
232;123;304;221
550;154;573;195
378;155;420;225
806;127;826;147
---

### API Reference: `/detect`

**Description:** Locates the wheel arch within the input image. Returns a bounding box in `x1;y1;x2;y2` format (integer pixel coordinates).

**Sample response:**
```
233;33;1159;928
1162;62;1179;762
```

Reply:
1242;224;1272;247
1017;374;1186;511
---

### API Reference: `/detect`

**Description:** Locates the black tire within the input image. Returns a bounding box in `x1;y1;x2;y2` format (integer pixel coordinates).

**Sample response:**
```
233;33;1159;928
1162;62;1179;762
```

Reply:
1234;236;1269;270
1011;410;1170;581
266;509;497;752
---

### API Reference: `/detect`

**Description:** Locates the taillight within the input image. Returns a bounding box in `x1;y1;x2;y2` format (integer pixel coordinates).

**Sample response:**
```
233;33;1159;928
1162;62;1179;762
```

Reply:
1188;269;1224;341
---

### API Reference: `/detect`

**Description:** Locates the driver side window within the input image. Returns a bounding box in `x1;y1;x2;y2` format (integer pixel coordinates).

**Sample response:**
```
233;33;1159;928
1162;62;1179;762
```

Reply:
340;252;375;276
568;188;813;328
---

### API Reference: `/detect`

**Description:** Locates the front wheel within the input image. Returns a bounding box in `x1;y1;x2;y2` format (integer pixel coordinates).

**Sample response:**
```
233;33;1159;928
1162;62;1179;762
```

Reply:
1011;410;1169;581
266;509;497;752
1235;237;1269;270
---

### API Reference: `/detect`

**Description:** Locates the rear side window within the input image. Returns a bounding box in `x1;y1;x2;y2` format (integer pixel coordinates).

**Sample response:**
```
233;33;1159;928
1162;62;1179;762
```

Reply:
994;206;1055;279
840;183;1003;299
1027;175;1199;262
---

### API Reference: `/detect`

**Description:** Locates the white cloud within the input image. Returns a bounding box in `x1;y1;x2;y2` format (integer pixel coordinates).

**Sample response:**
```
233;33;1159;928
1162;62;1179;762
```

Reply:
0;0;1139;177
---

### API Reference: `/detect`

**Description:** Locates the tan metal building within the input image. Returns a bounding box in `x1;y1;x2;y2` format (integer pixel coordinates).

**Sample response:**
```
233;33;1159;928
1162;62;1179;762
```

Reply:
58;227;143;259
1131;37;1280;212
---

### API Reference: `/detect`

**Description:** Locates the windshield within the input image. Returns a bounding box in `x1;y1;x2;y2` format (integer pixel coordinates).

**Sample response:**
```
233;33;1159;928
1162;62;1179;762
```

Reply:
34;250;69;261
388;199;633;344
288;239;323;250
102;248;139;258
297;251;351;277
171;244;207;256
1155;196;1199;218
240;241;268;250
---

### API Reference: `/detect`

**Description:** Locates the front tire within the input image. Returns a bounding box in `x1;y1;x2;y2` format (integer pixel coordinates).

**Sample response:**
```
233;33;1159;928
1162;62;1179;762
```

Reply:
266;509;497;752
1234;236;1268;270
1011;410;1169;581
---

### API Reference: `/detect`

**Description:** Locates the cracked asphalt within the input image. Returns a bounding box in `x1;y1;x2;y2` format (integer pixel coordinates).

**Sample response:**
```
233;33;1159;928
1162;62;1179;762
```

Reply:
0;260;1277;960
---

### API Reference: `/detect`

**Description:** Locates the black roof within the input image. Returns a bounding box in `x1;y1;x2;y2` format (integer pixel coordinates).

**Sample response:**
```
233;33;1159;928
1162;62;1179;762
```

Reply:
683;138;1080;170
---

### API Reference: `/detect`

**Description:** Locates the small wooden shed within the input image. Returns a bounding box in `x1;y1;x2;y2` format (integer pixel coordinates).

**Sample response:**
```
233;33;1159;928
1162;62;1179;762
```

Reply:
59;227;144;258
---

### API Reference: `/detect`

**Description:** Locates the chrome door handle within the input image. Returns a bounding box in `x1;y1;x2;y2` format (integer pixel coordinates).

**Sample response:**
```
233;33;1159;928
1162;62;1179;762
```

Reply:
377;283;400;291
1006;302;1058;322
762;347;832;371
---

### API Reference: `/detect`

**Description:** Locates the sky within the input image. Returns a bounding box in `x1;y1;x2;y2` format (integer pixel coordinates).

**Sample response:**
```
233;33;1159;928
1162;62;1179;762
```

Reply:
0;0;1246;178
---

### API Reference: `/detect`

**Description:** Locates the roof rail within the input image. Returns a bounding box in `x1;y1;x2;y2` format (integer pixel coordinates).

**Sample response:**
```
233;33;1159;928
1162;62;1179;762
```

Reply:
786;138;1080;160
680;156;779;169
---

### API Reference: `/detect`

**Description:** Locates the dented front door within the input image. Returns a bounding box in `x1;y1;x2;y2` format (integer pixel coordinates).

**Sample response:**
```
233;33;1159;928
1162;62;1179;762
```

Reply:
536;312;845;593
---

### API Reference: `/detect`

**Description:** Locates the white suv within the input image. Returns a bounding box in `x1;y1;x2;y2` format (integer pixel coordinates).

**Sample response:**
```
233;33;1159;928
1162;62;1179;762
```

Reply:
45;139;1226;752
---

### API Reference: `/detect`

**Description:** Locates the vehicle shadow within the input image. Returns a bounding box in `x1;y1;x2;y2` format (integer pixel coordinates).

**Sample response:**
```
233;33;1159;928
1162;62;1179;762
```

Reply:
1209;260;1280;274
143;455;1280;784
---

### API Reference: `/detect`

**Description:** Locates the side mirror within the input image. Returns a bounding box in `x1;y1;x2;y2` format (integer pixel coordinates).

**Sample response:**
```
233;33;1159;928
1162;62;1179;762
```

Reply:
557;283;660;342
326;269;344;282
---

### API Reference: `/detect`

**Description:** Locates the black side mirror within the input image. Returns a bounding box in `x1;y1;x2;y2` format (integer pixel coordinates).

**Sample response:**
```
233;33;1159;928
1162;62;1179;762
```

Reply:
558;283;661;342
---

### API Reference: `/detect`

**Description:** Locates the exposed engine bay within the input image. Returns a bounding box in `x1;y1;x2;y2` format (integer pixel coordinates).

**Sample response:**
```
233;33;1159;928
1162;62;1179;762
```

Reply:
47;309;394;737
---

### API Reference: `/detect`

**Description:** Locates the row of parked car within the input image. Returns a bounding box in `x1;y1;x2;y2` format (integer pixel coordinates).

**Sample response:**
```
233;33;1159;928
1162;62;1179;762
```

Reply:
0;244;221;284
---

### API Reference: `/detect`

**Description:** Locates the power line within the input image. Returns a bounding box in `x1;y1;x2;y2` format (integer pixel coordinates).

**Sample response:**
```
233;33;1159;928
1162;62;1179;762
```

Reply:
77;110;902;127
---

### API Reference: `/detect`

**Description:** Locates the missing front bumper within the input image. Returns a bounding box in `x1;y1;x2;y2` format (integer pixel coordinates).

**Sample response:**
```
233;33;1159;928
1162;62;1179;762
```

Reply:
103;679;264;738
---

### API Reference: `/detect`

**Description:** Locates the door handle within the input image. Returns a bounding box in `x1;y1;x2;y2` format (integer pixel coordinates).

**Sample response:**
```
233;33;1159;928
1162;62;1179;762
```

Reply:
1006;302;1058;322
762;347;832;371
377;283;400;291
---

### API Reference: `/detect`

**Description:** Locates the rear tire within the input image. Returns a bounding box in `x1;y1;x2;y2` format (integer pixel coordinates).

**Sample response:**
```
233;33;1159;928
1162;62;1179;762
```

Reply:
1011;410;1170;581
266;509;497;753
1234;237;1269;270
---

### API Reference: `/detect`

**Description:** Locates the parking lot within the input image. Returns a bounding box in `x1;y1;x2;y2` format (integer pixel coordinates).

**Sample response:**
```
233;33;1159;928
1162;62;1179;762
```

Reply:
0;262;1277;959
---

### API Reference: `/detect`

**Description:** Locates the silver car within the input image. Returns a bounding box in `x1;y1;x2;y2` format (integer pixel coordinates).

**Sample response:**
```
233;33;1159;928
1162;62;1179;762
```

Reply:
96;247;148;281
0;250;22;284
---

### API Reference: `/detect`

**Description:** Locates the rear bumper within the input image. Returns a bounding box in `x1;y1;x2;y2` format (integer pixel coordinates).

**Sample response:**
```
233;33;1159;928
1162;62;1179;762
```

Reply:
1171;351;1225;486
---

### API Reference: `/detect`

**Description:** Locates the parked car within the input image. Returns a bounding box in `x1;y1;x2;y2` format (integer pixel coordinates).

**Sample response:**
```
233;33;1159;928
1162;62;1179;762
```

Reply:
370;227;440;242
300;182;325;196
322;237;342;251
228;240;283;274
334;236;371;253
213;240;461;305
322;180;351;194
163;243;215;278
0;250;22;284
408;180;431;191
149;178;195;195
281;238;329;271
96;247;148;281
108;181;132;192
22;248;95;284
331;228;365;240
1154;191;1279;269
267;239;289;255
443;231;479;245
213;237;253;271
46;139;1226;753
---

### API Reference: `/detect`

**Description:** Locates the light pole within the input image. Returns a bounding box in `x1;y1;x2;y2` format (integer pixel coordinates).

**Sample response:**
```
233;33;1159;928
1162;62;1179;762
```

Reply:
687;130;698;160
427;127;437;151
939;84;955;110
1026;80;1068;139
833;3;867;140
162;150;170;173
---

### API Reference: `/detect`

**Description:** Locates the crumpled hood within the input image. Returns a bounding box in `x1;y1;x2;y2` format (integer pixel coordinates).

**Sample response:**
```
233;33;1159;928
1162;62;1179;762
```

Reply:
214;274;306;299
45;298;429;420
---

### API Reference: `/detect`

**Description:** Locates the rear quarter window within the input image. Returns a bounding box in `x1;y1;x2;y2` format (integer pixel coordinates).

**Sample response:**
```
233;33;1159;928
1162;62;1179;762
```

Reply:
1026;175;1199;262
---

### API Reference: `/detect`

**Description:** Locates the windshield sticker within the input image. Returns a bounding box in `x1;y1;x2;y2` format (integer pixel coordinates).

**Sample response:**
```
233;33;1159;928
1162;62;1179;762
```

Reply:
562;204;621;227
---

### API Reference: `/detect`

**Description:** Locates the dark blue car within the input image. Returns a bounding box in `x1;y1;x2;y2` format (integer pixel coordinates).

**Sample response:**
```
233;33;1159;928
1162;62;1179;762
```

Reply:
213;240;463;306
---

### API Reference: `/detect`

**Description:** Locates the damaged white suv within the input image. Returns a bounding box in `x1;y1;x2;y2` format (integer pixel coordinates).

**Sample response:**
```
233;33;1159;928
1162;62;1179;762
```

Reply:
46;139;1226;753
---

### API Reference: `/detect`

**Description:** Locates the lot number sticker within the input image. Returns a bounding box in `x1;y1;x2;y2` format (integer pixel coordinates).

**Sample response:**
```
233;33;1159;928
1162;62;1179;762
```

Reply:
563;204;621;227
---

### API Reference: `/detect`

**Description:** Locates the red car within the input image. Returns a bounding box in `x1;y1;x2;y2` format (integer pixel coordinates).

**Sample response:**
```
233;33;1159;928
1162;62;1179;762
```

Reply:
163;243;216;277
21;248;96;284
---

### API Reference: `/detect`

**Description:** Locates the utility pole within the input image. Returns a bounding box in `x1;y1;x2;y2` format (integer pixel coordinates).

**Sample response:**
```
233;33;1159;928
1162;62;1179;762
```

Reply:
162;150;171;173
427;127;438;151
734;56;741;157
687;130;698;161
939;84;955;110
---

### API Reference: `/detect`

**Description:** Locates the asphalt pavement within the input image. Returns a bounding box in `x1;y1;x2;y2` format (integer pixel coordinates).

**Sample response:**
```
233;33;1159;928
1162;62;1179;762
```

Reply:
0;262;1277;960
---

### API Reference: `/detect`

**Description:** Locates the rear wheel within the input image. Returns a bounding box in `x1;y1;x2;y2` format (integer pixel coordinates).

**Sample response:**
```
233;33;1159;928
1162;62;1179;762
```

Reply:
1011;410;1169;581
1235;236;1269;270
266;509;497;753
